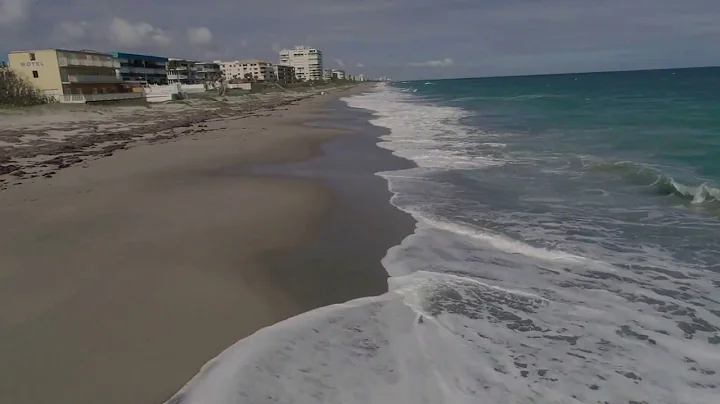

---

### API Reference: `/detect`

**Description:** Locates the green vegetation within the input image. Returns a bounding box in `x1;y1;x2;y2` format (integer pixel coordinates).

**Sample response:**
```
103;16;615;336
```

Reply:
0;64;54;107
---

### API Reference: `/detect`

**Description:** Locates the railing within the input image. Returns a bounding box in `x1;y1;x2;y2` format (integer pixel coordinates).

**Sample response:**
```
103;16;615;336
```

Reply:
58;57;120;68
67;75;123;83
54;92;144;103
84;93;144;102
54;94;87;103
118;67;167;75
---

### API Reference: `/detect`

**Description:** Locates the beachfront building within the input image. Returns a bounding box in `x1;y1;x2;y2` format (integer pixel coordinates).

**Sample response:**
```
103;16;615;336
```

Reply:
279;46;323;82
195;61;222;83
323;68;346;81
217;60;276;82
7;49;141;103
274;64;296;84
111;52;168;85
357;74;365;82
216;60;242;80
166;58;197;84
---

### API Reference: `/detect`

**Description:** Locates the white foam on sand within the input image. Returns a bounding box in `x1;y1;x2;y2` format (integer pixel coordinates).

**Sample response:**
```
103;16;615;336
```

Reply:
167;269;720;404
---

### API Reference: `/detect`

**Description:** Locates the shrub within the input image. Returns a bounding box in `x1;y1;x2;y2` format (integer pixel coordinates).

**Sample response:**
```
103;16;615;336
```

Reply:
0;65;53;106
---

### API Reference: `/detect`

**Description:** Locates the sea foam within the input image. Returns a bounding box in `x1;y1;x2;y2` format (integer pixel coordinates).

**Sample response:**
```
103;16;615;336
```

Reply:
168;83;720;404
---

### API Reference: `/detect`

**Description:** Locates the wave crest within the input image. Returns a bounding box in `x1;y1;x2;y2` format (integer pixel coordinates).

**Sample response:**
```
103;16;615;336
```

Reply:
592;160;720;205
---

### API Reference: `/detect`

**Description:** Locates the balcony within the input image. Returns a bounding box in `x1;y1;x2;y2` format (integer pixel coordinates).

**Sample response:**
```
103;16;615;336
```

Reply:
58;57;120;69
66;74;123;84
119;67;167;75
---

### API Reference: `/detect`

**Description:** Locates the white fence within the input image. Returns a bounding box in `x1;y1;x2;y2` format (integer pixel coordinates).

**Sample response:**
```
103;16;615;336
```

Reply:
180;84;207;93
52;92;144;104
144;84;181;103
49;83;213;104
227;83;252;91
54;94;87;103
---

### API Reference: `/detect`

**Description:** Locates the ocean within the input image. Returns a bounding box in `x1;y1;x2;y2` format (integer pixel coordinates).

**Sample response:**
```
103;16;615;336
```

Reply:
171;68;720;404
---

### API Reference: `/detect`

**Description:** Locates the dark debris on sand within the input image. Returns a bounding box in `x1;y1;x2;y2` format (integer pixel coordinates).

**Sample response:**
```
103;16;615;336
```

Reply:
0;95;314;189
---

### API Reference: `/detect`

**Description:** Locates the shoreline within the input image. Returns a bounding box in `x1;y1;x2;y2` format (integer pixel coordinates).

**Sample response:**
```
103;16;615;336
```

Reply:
253;96;417;312
0;83;417;404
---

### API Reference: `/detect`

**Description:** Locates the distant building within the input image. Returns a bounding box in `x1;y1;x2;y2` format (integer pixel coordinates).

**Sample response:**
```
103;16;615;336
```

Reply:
357;74;365;82
279;46;323;81
216;59;276;82
215;60;241;80
167;58;197;84
195;61;221;82
110;52;168;85
274;64;296;84
8;48;140;103
323;68;346;81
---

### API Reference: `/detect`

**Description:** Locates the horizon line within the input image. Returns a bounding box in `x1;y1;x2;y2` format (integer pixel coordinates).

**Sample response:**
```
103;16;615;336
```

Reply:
403;64;720;83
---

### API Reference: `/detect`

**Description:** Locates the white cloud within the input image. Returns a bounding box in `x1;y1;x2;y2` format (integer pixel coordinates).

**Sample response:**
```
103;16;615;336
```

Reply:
356;62;364;67
409;58;454;67
0;0;28;26
333;58;346;68
108;17;171;47
56;21;88;40
187;26;213;45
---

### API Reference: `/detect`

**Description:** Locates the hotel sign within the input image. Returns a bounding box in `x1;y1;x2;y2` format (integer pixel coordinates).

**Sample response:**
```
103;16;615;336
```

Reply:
19;61;44;67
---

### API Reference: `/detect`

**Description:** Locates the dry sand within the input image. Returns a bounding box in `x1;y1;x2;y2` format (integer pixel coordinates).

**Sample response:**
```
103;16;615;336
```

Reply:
0;88;340;186
0;85;383;404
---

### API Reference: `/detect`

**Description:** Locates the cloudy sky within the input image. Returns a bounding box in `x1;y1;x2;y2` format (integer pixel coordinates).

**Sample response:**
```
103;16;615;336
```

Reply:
1;0;719;80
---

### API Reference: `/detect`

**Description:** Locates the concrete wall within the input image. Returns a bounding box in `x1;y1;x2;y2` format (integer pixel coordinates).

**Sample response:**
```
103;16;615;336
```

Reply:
227;83;252;90
8;50;62;93
144;84;181;103
180;84;206;93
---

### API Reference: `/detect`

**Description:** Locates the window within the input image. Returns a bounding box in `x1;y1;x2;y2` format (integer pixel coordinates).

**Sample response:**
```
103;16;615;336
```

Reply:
29;53;36;61
32;71;39;78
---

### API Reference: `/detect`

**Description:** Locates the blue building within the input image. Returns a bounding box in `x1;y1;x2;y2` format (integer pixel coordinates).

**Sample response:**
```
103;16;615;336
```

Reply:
110;52;169;85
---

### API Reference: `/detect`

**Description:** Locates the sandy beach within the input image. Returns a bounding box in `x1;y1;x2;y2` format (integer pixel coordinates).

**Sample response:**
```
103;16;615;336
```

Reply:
0;84;414;404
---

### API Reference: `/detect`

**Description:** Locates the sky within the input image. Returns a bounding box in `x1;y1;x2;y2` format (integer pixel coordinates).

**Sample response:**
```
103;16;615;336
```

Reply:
1;0;719;80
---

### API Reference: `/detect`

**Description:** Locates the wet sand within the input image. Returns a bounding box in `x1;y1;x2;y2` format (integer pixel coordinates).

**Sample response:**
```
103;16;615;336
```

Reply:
0;85;414;404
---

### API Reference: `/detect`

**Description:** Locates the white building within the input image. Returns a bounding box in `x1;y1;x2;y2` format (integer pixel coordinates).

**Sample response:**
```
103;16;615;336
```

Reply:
323;69;346;81
216;59;276;82
357;74;365;82
279;46;323;82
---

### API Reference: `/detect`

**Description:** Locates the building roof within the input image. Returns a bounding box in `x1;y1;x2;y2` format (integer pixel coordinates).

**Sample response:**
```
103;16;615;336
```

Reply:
10;48;113;56
110;52;169;62
215;59;270;65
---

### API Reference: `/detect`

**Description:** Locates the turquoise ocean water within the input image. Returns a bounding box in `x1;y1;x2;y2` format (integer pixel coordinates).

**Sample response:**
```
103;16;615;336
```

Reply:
170;69;720;404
